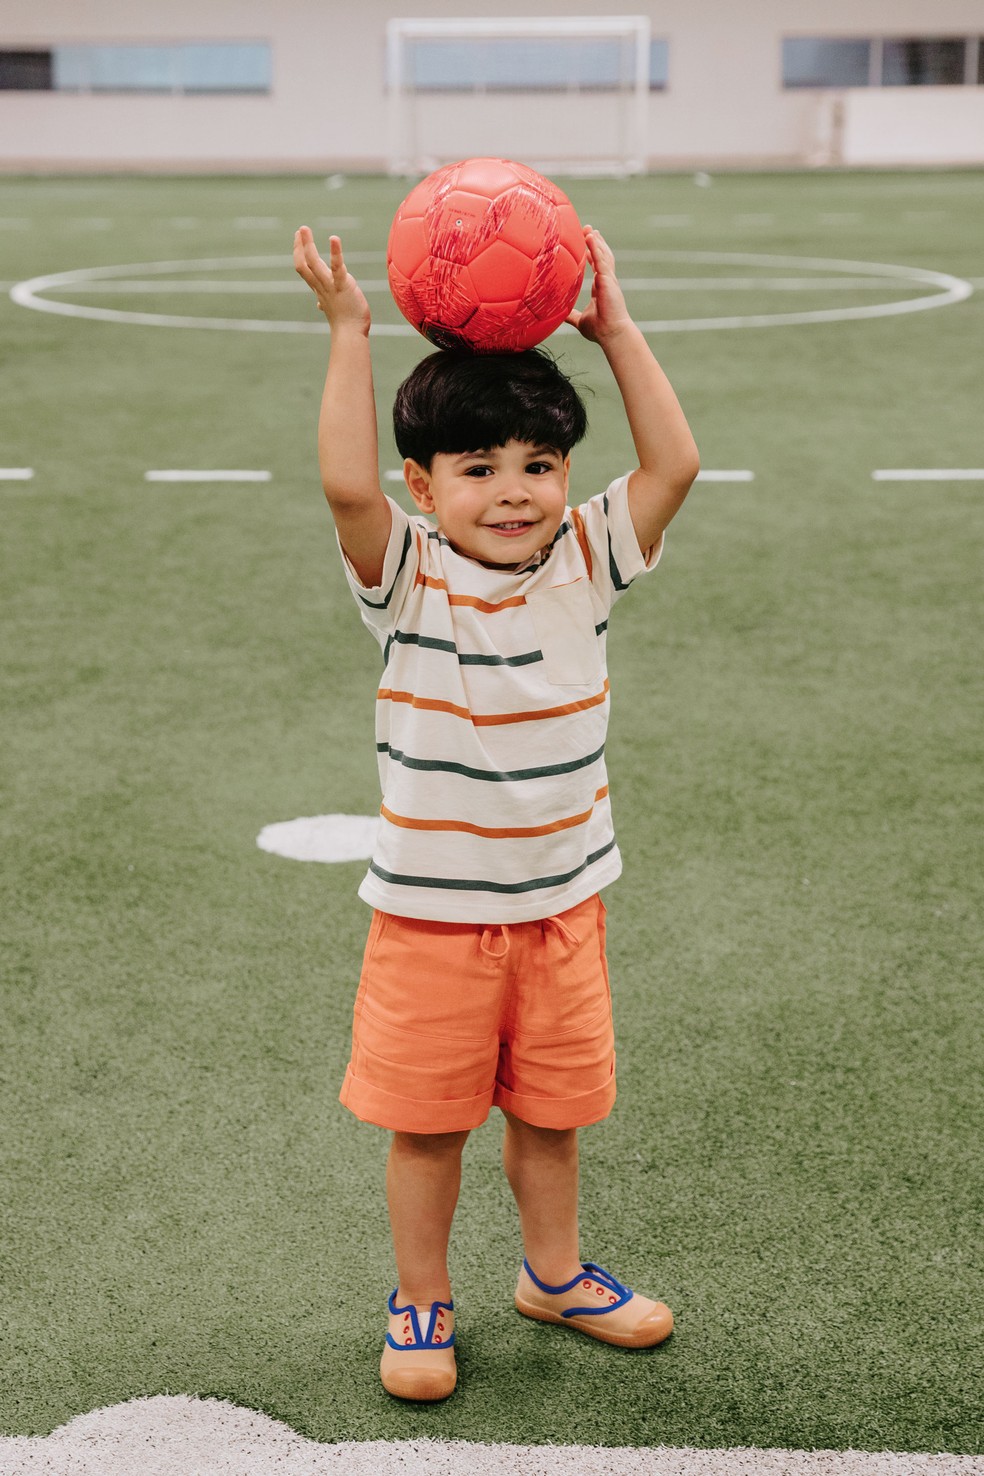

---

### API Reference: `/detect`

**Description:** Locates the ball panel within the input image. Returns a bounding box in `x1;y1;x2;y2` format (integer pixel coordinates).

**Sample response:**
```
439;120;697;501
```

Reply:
555;204;588;269
452;157;527;198
411;259;476;328
494;188;555;260
425;190;499;264
466;240;535;303
463;301;542;353
527;245;585;324
387;215;429;279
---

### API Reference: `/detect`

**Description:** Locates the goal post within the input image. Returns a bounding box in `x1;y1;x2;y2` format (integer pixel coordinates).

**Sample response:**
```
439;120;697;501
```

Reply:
386;16;652;177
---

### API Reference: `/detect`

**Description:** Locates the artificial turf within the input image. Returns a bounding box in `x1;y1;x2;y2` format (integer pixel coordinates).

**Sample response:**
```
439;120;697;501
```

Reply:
0;169;981;1452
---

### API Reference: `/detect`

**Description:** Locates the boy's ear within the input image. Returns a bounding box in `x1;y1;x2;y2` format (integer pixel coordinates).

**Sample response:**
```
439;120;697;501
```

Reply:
403;458;435;513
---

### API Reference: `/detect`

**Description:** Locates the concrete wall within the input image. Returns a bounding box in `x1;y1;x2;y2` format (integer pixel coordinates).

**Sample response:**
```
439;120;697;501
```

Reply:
1;0;983;171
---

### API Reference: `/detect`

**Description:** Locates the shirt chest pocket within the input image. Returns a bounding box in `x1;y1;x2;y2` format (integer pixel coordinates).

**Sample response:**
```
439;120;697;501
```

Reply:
526;579;604;687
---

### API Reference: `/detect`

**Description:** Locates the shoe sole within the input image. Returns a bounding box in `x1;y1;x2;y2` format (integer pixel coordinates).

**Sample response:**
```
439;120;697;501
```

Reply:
515;1294;674;1349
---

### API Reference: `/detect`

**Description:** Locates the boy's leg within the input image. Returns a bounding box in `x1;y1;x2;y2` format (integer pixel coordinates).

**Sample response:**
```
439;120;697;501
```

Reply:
387;1128;470;1304
504;1111;673;1349
381;1129;467;1402
502;1110;583;1285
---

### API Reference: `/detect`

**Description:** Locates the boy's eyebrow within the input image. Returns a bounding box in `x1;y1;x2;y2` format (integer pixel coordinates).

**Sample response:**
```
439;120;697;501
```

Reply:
450;445;562;461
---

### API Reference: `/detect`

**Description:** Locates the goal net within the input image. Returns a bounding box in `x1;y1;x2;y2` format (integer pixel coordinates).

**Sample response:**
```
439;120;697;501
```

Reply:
386;16;652;176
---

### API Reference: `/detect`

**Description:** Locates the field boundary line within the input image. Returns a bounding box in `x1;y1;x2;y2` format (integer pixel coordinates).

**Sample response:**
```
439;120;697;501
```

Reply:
1;1396;980;1476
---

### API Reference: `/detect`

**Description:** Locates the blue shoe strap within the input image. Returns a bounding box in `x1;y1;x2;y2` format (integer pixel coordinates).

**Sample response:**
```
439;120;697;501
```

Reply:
523;1259;633;1318
386;1290;455;1349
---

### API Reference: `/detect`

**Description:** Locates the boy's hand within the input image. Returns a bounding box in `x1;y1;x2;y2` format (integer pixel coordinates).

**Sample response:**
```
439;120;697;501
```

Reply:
293;227;371;335
566;226;633;345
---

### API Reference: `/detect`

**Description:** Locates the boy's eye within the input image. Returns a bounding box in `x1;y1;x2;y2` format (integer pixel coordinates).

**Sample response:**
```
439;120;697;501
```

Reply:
464;465;493;477
527;462;553;474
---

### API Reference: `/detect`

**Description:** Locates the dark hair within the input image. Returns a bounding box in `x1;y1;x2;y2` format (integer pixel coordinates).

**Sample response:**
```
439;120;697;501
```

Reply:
393;348;588;468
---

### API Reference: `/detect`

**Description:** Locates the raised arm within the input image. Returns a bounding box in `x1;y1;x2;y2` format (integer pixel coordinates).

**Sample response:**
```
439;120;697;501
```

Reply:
568;227;699;553
293;228;391;586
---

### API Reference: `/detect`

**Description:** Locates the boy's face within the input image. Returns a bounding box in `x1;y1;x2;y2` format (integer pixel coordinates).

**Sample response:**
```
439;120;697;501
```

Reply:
403;439;570;568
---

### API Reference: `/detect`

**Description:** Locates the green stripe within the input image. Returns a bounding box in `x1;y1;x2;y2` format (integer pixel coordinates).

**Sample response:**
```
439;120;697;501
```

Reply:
386;629;544;668
356;525;412;611
368;839;617;895
377;741;607;784
384;621;609;668
603;492;631;593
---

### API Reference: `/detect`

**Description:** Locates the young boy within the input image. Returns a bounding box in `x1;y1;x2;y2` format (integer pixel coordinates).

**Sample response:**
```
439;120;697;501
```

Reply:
294;222;699;1402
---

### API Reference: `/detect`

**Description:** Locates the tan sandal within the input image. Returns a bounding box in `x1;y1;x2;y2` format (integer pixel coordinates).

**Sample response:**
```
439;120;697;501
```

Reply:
515;1260;673;1349
379;1292;457;1401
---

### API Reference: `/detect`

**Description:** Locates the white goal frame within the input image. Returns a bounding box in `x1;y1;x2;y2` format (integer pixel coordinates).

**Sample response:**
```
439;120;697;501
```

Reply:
386;15;652;176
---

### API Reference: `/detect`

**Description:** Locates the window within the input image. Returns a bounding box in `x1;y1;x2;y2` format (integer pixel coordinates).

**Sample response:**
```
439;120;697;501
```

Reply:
882;39;966;86
403;36;669;91
0;42;270;93
0;50;54;89
782;39;871;88
783;35;981;88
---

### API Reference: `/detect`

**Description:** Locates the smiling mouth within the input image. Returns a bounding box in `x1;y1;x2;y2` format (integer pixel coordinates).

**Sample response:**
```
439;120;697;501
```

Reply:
487;520;535;533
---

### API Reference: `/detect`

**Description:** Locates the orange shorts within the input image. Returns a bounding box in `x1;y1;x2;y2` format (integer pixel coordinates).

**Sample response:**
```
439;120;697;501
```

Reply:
339;893;615;1134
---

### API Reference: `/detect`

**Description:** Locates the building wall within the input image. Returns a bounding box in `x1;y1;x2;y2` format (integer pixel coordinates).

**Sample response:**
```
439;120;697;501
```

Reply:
1;0;983;170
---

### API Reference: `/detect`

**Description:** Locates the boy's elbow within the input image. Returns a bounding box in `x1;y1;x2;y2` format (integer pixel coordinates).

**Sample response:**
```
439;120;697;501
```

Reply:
323;480;381;514
673;442;700;497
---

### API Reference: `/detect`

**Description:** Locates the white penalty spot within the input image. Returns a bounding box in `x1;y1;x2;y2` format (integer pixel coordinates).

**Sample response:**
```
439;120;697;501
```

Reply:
257;814;379;863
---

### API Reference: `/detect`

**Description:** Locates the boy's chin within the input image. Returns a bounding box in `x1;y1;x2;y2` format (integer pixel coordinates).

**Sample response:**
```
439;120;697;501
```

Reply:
456;537;549;569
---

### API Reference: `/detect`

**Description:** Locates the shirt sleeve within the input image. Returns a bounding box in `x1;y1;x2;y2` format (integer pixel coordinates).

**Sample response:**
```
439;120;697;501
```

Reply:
573;473;665;611
336;495;421;646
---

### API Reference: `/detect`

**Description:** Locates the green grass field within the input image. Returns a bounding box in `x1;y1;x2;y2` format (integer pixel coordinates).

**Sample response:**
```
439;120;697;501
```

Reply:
1;170;982;1455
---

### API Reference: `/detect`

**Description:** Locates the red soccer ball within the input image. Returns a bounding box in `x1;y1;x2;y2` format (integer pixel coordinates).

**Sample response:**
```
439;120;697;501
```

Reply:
386;157;587;353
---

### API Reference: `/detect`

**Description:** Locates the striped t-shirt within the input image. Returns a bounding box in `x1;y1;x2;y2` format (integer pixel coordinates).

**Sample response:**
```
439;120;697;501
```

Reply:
339;472;662;923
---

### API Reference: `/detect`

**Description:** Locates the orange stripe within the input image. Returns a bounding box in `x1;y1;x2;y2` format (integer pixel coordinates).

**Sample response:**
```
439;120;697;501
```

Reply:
381;786;609;840
377;681;609;726
415;571;527;613
569;507;593;579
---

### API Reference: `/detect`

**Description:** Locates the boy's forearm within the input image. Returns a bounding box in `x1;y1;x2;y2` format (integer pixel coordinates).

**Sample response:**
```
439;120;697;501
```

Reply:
318;324;382;508
600;323;699;497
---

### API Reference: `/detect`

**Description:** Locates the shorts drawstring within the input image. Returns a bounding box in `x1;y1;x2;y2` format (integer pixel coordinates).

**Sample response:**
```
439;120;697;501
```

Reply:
480;925;511;960
543;915;580;949
481;915;579;960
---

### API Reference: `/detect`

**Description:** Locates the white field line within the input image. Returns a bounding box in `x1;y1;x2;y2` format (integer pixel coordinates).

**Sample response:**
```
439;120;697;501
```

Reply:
46;277;923;295
145;470;272;483
696;470;754;482
872;469;984;482
9;252;973;337
0;467;34;480
384;470;756;485
1;1396;978;1476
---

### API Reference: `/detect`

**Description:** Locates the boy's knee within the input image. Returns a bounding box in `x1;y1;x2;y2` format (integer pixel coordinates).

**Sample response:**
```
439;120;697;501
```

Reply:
392;1128;470;1159
503;1112;577;1146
